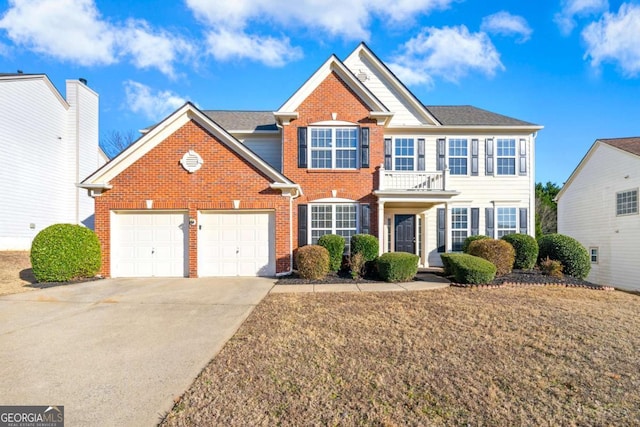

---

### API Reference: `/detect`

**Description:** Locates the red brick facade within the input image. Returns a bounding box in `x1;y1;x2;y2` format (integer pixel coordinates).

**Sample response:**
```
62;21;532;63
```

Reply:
94;120;291;277
283;71;384;248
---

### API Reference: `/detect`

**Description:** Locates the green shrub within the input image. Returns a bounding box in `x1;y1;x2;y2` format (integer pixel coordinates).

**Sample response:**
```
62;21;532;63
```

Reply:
376;252;419;283
30;223;101;282
538;233;590;279
540;256;563;278
317;234;345;272
350;234;379;261
467;238;515;276
295;245;330;279
447;254;497;284
440;253;466;276
462;235;491;253
501;233;538;269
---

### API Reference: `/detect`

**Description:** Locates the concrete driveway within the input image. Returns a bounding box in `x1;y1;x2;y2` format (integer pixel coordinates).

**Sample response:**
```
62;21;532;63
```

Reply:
0;277;274;426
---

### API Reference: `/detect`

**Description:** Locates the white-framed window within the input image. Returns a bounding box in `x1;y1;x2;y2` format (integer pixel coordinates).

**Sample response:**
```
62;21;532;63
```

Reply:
394;138;415;171
496;138;516;175
616;189;638;216
310;127;358;169
451;208;469;252
497;207;517;238
590;247;598;264
310;204;358;252
449;138;468;175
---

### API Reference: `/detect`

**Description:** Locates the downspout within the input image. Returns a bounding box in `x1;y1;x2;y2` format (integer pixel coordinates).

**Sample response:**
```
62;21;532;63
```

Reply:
275;188;301;277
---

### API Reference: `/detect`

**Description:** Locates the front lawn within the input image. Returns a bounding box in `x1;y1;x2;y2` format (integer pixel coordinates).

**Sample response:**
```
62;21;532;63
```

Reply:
161;287;640;426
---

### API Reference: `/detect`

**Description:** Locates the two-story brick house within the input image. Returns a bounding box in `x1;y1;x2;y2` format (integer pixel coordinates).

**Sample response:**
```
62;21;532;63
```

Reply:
81;43;542;278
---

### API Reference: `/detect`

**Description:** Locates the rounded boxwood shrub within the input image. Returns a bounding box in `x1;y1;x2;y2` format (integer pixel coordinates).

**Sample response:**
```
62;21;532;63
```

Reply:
376;252;419;282
501;233;538;269
462;235;491;253
440;253;466;276
317;234;345;272
295;245;330;279
350;234;379;261
448;254;497;284
467;238;515;276
537;233;590;279
30;223;101;282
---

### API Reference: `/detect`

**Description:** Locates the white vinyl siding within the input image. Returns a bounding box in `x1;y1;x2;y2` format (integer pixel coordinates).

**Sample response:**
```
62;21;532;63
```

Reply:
241;136;282;171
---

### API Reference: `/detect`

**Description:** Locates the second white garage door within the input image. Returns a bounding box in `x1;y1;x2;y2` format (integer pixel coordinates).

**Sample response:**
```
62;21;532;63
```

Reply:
198;211;275;277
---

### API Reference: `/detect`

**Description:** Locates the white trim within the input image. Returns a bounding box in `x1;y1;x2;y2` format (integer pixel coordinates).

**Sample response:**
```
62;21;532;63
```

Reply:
0;74;69;109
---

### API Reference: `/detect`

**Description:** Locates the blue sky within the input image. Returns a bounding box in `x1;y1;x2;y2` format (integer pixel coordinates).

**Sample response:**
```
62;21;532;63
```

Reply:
1;0;639;185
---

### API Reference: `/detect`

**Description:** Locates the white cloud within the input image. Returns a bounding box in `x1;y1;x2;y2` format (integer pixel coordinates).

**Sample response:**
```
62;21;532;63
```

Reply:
0;0;193;76
554;0;609;35
124;81;187;121
582;3;640;77
186;0;455;65
481;11;532;43
206;29;302;67
388;26;504;87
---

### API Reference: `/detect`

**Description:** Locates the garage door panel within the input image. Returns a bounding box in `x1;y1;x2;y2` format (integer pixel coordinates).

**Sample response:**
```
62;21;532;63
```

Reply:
112;212;188;277
198;212;275;277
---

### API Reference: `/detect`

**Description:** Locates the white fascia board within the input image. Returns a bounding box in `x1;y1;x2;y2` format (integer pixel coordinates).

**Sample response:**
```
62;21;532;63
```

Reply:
277;55;388;116
386;124;544;133
345;44;439;126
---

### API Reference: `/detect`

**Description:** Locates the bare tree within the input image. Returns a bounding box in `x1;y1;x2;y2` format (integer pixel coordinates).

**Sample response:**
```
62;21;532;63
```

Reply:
100;129;139;159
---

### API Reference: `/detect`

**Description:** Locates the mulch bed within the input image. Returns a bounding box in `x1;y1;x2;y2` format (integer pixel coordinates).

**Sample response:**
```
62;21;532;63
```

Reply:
277;268;615;291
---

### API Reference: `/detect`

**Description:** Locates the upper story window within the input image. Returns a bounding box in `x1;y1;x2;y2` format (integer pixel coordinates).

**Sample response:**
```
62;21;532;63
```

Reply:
310;127;358;169
448;139;468;175
616;189;638;216
497;207;517;237
496;139;516;175
394;138;415;171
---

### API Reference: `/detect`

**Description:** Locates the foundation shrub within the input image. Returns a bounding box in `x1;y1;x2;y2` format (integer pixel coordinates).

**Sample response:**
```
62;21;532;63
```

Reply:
468;239;515;276
537;233;590;279
376;252;419;283
540;256;564;278
462;235;491;253
295;245;330;280
501;233;539;269
446;254;497;284
317;234;345;272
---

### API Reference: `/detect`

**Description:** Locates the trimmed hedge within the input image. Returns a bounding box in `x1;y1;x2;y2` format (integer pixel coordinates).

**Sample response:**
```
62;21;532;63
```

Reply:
440;253;466;276
467;238;515;276
537;233;590;279
501;233;538;269
376;252;419;283
441;253;496;284
350;234;379;261
295;245;330;279
30;223;101;282
462;235;491;253
318;234;345;272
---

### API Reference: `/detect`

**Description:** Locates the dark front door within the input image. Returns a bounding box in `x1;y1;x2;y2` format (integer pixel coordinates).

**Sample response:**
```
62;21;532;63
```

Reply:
394;215;415;253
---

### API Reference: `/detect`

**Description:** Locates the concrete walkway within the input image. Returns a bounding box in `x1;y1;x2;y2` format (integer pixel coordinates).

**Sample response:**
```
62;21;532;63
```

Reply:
271;274;450;293
0;277;273;427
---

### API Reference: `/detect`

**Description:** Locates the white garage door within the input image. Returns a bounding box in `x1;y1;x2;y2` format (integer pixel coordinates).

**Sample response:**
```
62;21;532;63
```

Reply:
198;211;275;277
112;212;188;277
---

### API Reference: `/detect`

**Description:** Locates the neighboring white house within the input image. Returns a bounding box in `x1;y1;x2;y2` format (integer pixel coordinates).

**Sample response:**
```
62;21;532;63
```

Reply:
557;137;640;291
0;73;106;250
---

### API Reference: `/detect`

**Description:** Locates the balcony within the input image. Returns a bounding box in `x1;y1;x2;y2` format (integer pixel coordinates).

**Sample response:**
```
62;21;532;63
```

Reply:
378;164;448;192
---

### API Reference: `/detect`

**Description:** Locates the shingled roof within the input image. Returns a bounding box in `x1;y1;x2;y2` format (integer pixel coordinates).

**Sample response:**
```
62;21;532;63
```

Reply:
425;105;537;126
203;110;278;132
600;137;640;157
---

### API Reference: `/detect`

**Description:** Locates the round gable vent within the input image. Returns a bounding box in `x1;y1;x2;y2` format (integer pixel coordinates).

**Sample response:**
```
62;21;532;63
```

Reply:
180;150;203;173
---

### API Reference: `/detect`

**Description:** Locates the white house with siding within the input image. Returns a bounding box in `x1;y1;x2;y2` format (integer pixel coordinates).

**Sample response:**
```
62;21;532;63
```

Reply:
0;73;106;250
557;137;640;291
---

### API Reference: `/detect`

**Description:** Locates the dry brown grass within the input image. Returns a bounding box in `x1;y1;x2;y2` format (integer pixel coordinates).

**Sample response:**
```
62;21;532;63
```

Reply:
0;251;36;296
162;287;640;426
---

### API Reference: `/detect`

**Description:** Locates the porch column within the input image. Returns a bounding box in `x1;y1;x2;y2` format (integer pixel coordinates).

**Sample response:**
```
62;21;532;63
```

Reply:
378;200;385;255
421;211;428;267
445;202;451;252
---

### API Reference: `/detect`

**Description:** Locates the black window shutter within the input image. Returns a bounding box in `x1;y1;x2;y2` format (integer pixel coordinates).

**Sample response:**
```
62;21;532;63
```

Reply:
360;204;370;235
384;138;392;170
485;207;494;238
417;138;426;171
437;208;445;253
298;204;308;246
298;127;307;168
485;138;494;175
360;127;370;168
436;138;446;171
471;139;479;176
471;208;479;236
519;208;528;234
519;138;527;175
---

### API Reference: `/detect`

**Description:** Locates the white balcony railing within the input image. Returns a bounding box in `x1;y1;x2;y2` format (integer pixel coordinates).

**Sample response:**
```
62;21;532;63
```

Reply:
378;164;447;191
